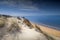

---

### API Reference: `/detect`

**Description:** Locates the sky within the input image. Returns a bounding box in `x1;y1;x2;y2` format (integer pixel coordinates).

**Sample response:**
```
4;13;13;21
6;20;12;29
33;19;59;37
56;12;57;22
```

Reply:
0;0;60;16
0;0;60;30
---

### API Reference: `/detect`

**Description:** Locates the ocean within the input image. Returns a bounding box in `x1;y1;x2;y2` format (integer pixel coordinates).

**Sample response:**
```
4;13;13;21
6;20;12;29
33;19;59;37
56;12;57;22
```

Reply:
25;15;60;30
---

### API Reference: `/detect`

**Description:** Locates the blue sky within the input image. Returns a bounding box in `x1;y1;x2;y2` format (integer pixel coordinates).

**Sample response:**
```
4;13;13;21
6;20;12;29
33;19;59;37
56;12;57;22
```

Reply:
0;0;60;16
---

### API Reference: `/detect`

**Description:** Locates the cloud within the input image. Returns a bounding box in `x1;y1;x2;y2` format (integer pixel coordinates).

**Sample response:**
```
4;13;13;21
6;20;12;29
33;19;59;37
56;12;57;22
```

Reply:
0;0;60;16
0;0;38;10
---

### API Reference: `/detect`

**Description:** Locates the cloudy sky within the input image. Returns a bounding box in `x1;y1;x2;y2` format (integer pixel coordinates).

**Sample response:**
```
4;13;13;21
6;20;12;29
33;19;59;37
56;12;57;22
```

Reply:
0;0;60;16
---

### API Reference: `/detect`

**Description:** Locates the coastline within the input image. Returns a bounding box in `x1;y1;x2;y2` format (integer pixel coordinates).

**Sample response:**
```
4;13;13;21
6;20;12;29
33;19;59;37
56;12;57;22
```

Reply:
32;22;60;37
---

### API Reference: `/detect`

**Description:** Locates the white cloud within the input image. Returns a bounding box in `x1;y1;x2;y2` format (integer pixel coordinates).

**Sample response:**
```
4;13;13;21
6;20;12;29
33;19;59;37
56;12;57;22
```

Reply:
0;0;38;10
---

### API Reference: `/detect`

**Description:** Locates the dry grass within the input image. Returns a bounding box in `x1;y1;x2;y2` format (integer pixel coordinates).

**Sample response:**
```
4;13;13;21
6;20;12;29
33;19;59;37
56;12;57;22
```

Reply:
0;20;5;27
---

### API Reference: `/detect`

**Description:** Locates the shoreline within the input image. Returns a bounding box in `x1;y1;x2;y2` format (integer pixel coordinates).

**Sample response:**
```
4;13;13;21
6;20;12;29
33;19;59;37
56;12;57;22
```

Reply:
31;21;60;30
37;24;60;37
32;22;60;37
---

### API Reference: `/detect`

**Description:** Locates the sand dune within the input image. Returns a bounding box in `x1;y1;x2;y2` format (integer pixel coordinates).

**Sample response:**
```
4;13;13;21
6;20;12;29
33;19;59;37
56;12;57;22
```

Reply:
0;15;60;40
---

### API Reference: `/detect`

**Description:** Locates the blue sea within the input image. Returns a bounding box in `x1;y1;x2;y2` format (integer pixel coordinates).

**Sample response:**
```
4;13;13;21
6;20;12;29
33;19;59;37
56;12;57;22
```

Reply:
25;15;60;30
